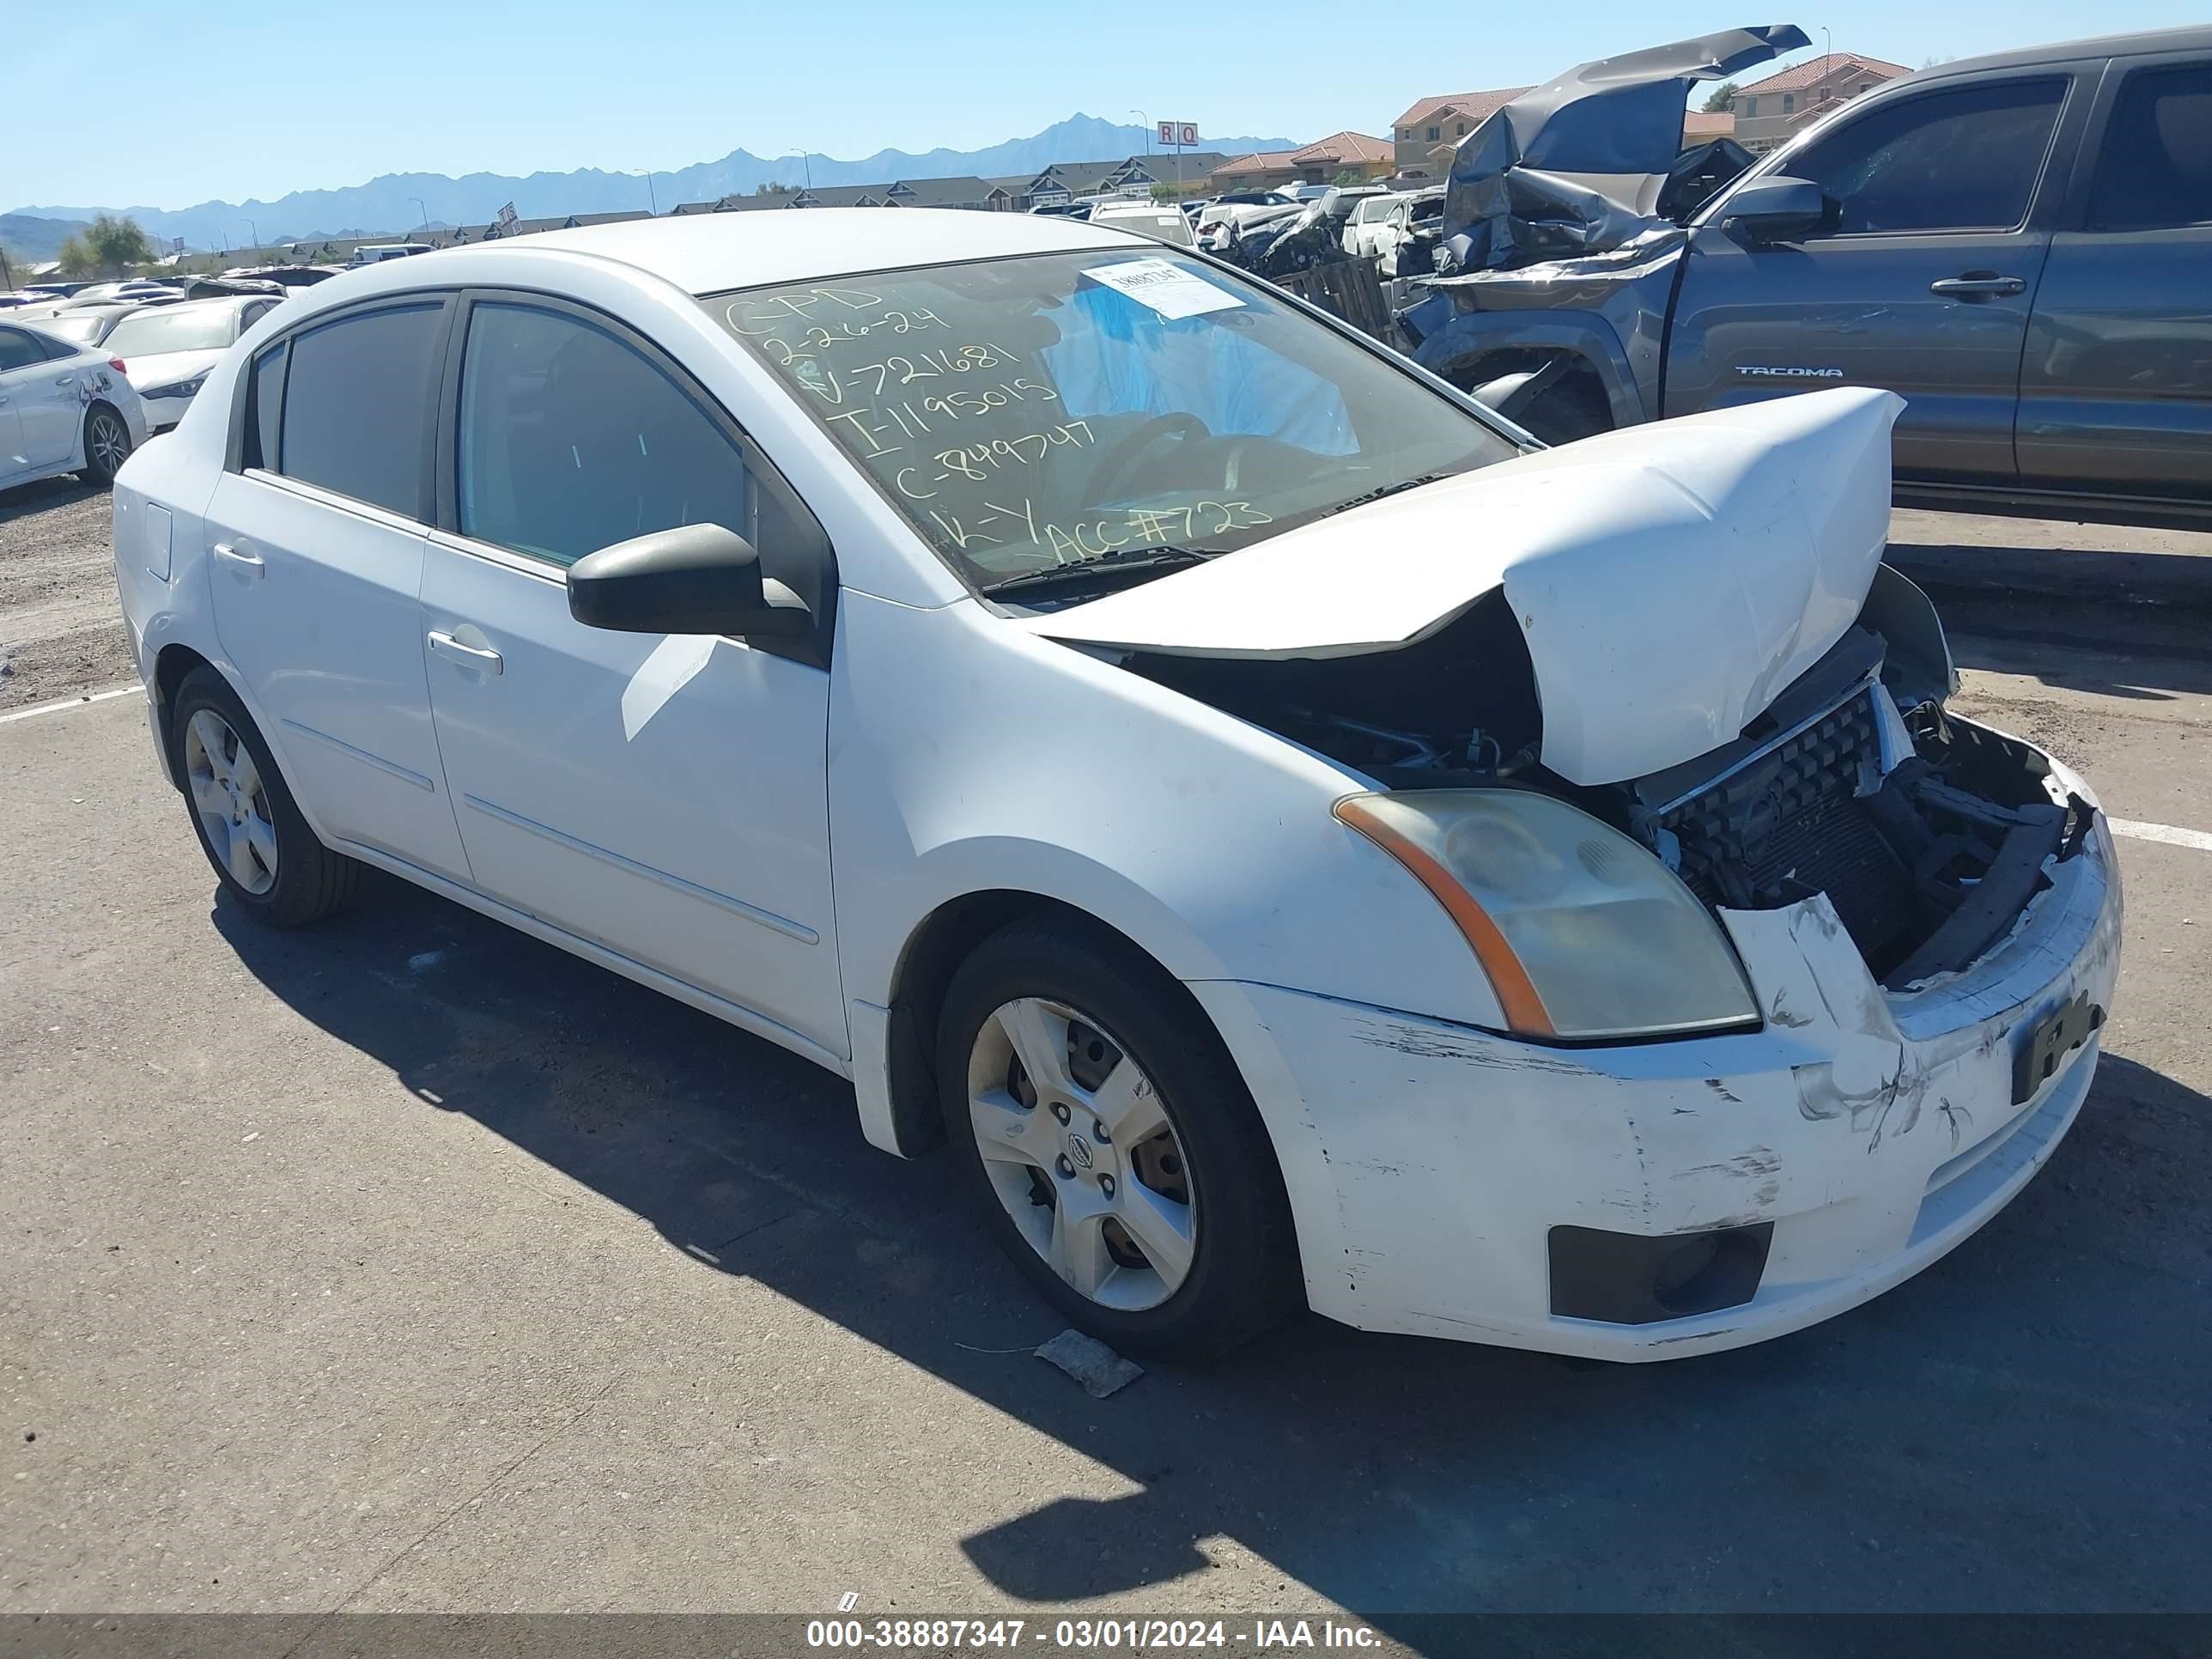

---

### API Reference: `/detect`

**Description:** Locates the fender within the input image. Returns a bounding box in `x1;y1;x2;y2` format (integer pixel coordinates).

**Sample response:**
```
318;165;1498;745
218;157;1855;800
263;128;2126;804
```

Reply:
1412;307;1650;429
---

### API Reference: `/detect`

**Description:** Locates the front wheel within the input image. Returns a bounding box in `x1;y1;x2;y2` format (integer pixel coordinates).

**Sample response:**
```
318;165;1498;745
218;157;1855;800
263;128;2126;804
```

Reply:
938;920;1300;1358
82;404;133;487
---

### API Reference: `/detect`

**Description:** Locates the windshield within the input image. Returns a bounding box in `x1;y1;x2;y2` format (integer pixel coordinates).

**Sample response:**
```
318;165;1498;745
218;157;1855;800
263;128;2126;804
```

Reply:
710;248;1516;592
104;307;238;356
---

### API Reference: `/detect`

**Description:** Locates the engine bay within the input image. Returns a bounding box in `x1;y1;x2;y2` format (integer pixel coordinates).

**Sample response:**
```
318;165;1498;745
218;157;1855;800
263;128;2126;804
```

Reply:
1126;580;2096;991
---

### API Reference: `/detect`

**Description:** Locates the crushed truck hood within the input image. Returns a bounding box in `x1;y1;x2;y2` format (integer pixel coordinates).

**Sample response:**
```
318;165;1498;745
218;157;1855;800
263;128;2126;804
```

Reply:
1443;23;1805;270
1031;386;1903;787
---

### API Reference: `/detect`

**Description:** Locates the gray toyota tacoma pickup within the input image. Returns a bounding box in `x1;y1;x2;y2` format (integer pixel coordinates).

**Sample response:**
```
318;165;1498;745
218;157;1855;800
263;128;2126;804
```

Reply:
1401;27;2212;528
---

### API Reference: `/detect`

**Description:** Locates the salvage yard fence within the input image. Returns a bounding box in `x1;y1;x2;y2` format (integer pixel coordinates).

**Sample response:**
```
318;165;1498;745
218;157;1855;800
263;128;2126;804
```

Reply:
1267;259;1395;343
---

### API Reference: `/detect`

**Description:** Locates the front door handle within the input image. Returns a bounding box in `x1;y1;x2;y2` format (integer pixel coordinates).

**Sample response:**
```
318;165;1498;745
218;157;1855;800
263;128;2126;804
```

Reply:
211;541;264;579
1929;273;2026;298
428;629;503;676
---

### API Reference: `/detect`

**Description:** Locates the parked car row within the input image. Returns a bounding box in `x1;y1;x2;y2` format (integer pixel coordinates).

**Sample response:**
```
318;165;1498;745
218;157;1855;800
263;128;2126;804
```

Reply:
0;289;296;491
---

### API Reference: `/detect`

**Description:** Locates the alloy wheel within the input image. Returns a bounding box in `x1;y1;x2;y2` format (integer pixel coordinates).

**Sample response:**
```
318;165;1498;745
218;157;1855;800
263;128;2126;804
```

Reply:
965;996;1196;1310
88;410;130;475
183;709;279;896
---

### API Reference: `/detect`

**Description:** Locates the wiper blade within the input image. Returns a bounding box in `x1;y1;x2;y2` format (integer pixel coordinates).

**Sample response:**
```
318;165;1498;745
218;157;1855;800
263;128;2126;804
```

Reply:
1323;471;1453;516
981;544;1226;595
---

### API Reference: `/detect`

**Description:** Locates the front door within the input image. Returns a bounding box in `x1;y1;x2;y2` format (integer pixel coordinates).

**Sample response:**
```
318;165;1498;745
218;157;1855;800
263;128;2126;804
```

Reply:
204;298;474;881
1665;74;2079;483
420;296;845;1058
2018;56;2212;497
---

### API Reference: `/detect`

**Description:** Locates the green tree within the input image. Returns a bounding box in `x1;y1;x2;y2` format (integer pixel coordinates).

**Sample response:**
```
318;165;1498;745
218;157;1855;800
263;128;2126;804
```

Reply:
84;215;156;277
1703;81;1737;112
57;234;102;278
1333;167;1367;186
753;180;793;196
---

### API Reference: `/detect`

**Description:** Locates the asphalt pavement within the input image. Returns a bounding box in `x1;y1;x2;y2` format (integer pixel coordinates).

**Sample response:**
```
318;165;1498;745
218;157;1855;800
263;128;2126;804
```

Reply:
3;485;2209;1624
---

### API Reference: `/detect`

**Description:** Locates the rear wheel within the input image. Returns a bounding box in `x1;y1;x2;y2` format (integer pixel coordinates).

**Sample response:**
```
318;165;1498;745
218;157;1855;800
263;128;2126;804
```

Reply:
938;920;1299;1357
82;404;132;487
169;668;364;926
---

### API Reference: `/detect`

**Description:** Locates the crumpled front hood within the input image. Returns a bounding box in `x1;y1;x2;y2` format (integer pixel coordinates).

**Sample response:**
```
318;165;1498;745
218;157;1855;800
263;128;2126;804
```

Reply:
1032;386;1904;787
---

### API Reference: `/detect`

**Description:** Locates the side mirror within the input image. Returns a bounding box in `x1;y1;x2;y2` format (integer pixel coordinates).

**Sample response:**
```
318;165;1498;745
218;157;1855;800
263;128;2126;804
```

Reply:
567;522;811;638
1722;175;1830;244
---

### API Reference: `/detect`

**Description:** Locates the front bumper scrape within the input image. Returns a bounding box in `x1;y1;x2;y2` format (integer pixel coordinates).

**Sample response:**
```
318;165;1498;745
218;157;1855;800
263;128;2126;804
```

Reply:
1189;817;2120;1360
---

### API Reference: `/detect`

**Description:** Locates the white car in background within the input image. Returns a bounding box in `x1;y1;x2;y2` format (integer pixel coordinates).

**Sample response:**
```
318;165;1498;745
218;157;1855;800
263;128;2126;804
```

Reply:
1342;189;1445;265
105;295;287;431
0;319;147;489
112;211;2118;1362
1086;201;1198;247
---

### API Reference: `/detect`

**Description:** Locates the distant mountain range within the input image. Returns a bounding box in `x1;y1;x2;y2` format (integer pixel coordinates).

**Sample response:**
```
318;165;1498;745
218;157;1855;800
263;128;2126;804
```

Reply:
7;116;1302;253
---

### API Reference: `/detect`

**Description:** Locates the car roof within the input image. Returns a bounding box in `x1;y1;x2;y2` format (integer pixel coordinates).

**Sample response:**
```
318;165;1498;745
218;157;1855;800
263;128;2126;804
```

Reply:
475;207;1137;295
1913;23;2212;81
112;293;264;317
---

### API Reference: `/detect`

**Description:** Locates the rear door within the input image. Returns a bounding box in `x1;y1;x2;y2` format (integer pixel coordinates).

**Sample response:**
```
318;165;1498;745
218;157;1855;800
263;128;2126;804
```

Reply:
1665;71;2086;482
204;296;474;880
2017;53;2212;498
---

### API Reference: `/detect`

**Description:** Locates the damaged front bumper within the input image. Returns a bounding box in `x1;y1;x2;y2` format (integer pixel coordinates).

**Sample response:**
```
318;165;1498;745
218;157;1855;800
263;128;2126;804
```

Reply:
1191;756;2121;1360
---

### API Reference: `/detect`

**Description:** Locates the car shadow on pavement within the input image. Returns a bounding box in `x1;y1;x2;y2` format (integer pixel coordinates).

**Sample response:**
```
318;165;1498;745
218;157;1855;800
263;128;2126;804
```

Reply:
212;874;2212;1620
0;475;100;523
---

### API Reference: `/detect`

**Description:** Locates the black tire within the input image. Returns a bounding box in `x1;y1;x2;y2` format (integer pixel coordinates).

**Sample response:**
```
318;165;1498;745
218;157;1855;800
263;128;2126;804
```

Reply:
80;404;133;488
937;918;1300;1358
168;667;364;927
1516;374;1615;447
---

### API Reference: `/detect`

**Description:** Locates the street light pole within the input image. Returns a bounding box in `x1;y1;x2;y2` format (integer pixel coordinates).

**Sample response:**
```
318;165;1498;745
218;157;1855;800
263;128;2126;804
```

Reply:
1131;109;1151;153
646;172;659;215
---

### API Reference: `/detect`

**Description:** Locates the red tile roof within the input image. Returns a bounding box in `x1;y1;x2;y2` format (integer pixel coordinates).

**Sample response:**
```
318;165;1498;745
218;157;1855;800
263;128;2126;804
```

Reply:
1681;111;1736;140
1736;53;1910;94
1218;131;1395;174
1392;87;1531;132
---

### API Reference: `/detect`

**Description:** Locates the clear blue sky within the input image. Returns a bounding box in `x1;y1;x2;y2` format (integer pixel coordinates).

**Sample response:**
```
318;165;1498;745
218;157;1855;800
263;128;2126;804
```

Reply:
13;0;2205;210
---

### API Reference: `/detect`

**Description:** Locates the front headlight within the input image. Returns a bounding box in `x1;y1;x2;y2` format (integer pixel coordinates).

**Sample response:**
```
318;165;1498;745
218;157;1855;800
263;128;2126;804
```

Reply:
1335;789;1760;1042
144;372;208;399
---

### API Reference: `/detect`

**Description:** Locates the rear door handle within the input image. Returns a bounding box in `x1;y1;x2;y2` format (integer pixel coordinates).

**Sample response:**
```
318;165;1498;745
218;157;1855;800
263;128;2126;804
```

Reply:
54;375;76;387
1929;274;2026;297
211;541;264;579
428;629;503;675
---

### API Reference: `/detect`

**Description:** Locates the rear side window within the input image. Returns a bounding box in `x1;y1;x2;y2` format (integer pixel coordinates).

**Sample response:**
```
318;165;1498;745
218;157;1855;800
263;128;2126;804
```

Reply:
2090;64;2212;232
0;329;40;372
276;302;444;516
1791;78;2067;234
244;340;287;471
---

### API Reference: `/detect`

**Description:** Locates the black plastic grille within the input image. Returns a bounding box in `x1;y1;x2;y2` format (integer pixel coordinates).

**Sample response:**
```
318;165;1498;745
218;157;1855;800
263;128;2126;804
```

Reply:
1663;689;1917;965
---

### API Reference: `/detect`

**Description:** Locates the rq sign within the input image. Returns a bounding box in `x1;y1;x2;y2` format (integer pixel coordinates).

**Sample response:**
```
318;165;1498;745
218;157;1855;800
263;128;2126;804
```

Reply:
1157;121;1200;148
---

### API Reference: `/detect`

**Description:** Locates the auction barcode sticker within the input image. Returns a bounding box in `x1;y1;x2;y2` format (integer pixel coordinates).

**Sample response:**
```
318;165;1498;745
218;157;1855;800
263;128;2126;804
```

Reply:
1084;258;1245;320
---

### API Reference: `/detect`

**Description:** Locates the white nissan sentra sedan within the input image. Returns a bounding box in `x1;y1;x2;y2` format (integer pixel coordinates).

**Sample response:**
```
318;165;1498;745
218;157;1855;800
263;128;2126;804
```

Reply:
111;210;2122;1361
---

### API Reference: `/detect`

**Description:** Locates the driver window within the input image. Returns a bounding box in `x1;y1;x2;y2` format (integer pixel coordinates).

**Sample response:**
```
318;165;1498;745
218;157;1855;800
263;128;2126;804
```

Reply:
1789;78;2067;235
457;302;765;570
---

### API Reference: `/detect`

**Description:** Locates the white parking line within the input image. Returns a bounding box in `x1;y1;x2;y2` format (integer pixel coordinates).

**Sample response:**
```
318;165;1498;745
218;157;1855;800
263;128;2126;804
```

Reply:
2111;817;2212;854
3;682;2211;858
0;684;144;724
